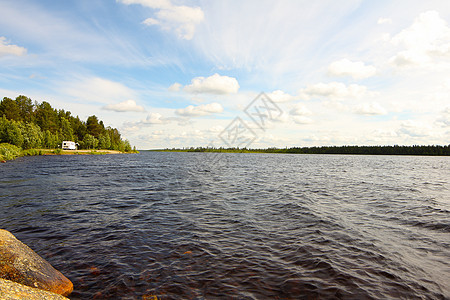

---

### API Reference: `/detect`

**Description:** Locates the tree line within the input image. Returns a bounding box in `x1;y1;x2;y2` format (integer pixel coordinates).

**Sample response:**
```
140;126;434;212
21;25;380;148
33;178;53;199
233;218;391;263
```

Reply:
0;95;133;151
172;145;450;156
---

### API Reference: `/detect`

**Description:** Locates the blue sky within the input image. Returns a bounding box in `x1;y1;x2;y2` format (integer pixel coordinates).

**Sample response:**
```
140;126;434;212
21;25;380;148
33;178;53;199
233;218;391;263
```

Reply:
1;0;450;149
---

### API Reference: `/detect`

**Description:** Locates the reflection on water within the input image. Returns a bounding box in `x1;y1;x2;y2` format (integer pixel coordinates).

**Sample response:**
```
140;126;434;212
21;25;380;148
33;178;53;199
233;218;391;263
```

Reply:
1;152;449;299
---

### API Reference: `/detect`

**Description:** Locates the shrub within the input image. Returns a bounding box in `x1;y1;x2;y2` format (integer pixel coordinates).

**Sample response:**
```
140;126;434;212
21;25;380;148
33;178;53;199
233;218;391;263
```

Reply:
0;143;22;161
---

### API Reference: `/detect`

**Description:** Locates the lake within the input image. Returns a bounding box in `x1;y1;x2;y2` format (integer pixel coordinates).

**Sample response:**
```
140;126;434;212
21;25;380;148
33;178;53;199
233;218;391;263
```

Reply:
0;152;449;299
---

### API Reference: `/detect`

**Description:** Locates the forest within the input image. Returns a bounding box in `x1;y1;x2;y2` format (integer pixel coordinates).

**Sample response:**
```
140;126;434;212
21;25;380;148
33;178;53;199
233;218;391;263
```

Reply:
0;95;133;152
171;144;450;156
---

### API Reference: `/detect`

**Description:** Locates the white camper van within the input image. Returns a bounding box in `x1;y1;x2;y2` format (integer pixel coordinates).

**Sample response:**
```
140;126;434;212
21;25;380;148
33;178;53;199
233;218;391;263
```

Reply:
62;141;77;150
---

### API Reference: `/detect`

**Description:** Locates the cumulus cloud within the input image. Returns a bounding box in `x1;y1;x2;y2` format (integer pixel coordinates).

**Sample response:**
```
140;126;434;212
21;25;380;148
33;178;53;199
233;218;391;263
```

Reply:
168;82;182;92
328;59;376;80
183;73;239;94
0;37;27;57
175;102;223;117
299;82;368;99
119;0;204;40
354;102;387;115
142;112;167;124
290;104;312;116
103;99;145;112
390;11;450;67
267;90;298;103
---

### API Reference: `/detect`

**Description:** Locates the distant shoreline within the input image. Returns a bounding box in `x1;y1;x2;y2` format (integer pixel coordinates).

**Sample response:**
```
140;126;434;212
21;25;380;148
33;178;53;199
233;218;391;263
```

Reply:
151;145;450;156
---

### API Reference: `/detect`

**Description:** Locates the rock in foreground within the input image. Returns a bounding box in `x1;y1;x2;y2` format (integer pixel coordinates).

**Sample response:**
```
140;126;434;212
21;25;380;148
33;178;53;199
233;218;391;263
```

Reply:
0;229;73;296
0;278;69;300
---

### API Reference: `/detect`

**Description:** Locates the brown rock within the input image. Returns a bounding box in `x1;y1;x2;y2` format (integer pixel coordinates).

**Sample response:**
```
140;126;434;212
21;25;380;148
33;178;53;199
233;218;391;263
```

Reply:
0;229;73;296
0;278;69;300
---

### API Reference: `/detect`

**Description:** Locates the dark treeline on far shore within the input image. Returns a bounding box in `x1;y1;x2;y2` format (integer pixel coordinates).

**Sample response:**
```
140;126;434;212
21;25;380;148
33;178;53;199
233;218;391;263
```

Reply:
163;145;450;156
0;95;134;152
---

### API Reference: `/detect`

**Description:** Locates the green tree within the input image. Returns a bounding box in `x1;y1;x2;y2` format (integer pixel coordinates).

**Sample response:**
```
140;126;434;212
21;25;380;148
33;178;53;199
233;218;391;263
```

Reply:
43;130;59;149
82;134;98;149
1;119;23;147
60;117;74;141
35;101;58;132
0;97;21;121
86;115;104;138
15;95;34;123
20;122;43;149
98;133;111;149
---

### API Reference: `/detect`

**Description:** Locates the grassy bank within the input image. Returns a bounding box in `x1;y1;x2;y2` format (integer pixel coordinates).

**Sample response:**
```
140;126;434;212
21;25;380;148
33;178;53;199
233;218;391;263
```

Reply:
0;143;138;162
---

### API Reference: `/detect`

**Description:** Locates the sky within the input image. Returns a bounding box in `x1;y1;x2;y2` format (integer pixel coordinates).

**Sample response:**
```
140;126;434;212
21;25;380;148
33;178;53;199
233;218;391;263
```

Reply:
1;0;450;149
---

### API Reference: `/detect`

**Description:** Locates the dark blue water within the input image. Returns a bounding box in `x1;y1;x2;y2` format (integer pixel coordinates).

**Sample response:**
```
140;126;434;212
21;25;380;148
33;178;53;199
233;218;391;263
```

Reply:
0;152;449;299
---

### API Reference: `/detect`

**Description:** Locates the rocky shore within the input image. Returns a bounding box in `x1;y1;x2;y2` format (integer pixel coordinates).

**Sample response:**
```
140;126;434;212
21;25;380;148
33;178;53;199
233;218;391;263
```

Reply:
0;229;73;299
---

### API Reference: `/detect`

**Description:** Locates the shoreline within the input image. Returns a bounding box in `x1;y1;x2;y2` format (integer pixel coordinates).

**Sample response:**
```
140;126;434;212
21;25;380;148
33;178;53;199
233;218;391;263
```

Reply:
1;145;139;162
39;149;126;155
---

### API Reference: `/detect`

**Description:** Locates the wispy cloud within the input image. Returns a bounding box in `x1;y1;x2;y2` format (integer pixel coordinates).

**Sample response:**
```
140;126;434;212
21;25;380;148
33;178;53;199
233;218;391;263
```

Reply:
0;37;27;57
118;0;204;40
354;102;387;115
299;82;369;100
61;76;137;105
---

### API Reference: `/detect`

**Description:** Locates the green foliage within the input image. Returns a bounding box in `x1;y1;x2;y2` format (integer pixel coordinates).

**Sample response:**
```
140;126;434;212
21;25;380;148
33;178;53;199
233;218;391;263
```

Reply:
86;115;104;138
0;143;22;161
0;95;135;152
98;133;111;150
81;134;98;149
20;122;43;149
0;117;23;147
175;145;450;156
22;148;42;156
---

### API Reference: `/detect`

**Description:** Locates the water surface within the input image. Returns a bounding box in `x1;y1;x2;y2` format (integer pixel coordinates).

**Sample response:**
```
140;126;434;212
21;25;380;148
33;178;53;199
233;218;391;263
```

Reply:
0;152;449;299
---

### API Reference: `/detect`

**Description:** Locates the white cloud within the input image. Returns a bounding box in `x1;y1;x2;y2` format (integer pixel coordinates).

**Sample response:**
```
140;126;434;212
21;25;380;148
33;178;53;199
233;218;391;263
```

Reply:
124;113;169;131
62;77;136;104
142;112;167;124
328;59;376;80
436;107;450;127
119;0;204;40
175;102;223;117
299;82;368;99
290;104;312;116
390;11;450;67
354;102;387;115
103;99;145;112
0;37;27;57
398;120;432;137
292;116;313;124
267;90;298;103
183;73;239;94
168;82;182;92
377;17;392;25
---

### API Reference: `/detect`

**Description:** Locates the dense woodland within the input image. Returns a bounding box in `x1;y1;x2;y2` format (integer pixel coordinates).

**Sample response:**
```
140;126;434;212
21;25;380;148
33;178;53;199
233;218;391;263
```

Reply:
172;145;450;156
0;95;132;151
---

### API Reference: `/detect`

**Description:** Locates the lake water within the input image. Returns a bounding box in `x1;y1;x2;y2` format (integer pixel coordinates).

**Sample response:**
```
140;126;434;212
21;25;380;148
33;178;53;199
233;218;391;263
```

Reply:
0;152;449;299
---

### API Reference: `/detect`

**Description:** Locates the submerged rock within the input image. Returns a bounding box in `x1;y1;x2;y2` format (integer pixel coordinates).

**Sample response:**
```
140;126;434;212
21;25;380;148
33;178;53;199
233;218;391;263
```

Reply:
0;229;73;296
0;278;69;300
